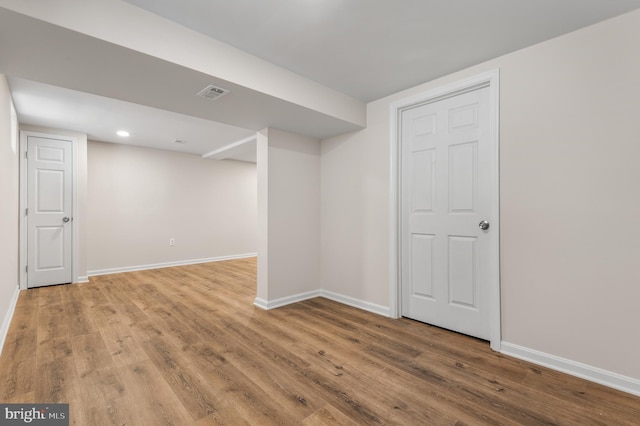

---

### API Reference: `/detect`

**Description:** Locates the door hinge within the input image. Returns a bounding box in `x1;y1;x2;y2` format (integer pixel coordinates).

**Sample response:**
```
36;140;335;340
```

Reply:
25;208;28;216
25;265;28;272
25;150;28;159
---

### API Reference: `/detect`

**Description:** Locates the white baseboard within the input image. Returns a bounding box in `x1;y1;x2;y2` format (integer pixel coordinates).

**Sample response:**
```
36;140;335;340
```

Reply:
60;256;640;399
87;253;257;277
252;291;640;398
253;297;268;310
0;285;21;358
501;342;640;397
253;289;390;317
254;290;322;310
320;290;390;317
76;275;89;283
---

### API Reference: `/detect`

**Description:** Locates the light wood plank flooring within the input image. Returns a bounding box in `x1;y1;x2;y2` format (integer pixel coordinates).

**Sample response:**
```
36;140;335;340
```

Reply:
1;258;638;425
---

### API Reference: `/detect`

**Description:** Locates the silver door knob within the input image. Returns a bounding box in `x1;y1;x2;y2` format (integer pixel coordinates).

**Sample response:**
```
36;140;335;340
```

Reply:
478;220;490;230
62;217;71;223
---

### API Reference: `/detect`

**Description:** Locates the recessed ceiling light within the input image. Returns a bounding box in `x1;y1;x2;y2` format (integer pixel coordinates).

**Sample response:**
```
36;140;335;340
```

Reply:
117;130;130;137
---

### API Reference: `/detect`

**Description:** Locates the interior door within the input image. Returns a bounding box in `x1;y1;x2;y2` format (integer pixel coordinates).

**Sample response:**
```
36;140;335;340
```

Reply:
27;135;73;288
400;86;495;340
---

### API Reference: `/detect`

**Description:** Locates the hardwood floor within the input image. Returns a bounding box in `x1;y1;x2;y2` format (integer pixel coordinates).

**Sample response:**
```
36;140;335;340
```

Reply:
1;258;638;425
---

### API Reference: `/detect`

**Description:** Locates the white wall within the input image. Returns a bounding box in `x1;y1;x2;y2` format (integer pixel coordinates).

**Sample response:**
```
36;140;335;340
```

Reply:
87;141;257;273
321;9;640;381
256;128;321;303
0;74;20;353
321;124;389;306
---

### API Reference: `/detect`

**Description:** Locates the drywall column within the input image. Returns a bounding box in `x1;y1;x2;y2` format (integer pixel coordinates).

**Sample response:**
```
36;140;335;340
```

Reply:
256;129;269;302
255;128;321;307
0;74;20;354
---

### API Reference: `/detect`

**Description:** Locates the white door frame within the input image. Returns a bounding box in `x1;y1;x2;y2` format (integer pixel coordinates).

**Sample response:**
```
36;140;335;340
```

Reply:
389;69;501;351
19;130;80;289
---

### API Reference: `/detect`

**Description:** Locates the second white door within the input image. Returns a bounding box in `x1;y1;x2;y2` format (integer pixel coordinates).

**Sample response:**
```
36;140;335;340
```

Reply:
400;86;496;340
26;134;74;288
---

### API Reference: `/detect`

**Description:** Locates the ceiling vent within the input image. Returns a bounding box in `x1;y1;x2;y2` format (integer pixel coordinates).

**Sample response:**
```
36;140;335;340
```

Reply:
196;84;229;101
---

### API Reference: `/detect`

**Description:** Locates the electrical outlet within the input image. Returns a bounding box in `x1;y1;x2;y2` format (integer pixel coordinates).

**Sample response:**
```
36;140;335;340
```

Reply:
169;238;175;246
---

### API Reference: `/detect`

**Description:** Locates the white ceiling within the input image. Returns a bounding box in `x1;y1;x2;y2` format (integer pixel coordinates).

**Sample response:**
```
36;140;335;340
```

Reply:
9;77;257;159
3;0;640;158
124;0;640;101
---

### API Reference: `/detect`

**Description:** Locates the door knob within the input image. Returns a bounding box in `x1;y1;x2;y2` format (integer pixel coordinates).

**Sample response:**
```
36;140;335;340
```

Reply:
478;220;490;230
62;217;71;223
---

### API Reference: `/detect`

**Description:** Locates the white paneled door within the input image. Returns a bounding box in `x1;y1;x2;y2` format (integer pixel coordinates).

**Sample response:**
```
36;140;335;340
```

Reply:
27;135;73;288
400;86;495;340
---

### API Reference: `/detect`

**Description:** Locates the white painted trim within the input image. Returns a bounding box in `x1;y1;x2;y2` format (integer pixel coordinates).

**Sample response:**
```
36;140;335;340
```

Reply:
19;131;79;290
202;134;257;159
389;69;502;351
501;342;640;397
320;290;390;317
88;253;257;277
388;90;401;320
76;276;90;283
253;290;322;310
72;133;80;284
253;297;269;310
488;70;501;352
18;132;26;289
253;289;390;317
0;286;20;358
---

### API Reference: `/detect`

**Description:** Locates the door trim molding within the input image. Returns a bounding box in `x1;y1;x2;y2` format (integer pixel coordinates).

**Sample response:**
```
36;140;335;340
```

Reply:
389;69;501;350
19;131;79;289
